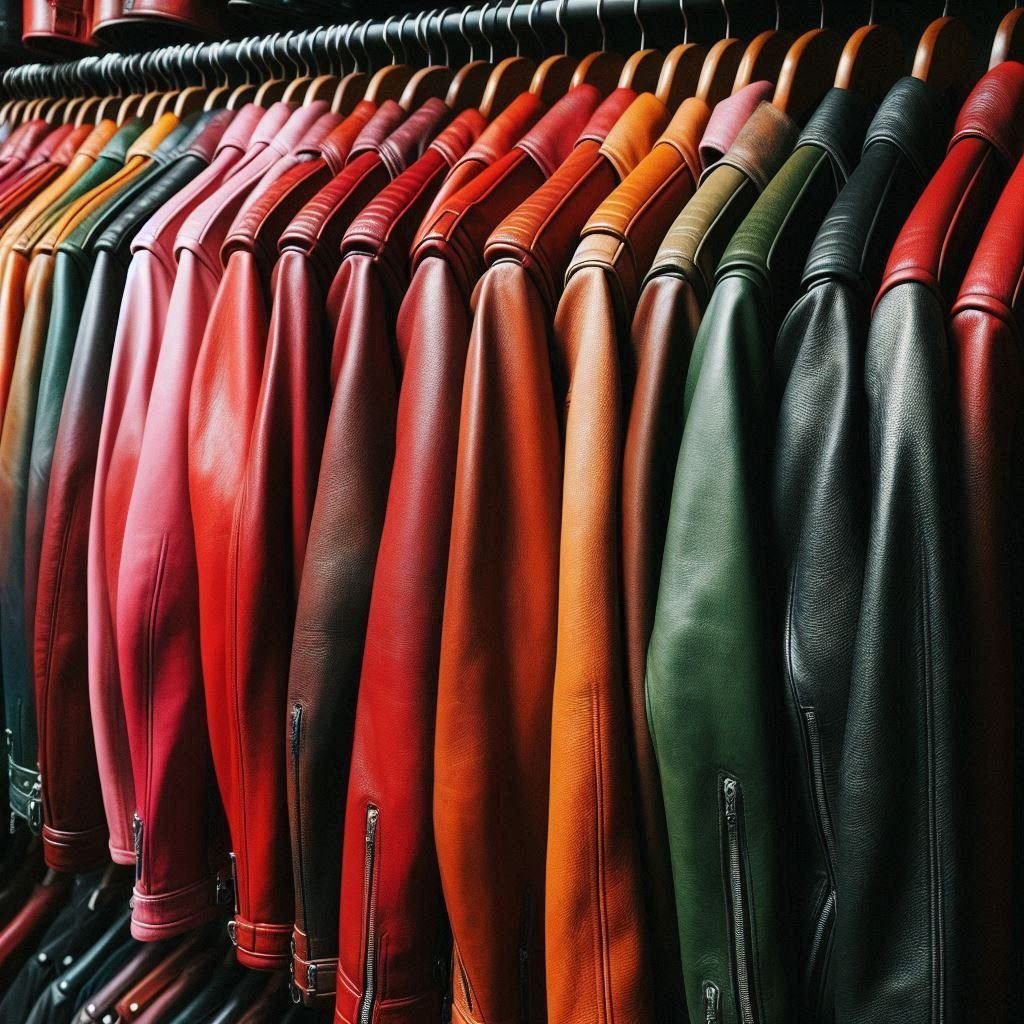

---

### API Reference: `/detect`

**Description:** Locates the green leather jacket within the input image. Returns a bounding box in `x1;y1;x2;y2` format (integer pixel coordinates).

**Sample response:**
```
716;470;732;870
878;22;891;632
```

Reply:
645;88;871;1024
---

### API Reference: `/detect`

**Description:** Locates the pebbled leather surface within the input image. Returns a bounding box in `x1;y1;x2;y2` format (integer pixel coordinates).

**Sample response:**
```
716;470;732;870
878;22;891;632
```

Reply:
699;80;774;171
772;76;949;1023
434;87;664;1024
948;152;1024;1024
547;91;709;1024
836;62;1024;1024
646;85;870;1024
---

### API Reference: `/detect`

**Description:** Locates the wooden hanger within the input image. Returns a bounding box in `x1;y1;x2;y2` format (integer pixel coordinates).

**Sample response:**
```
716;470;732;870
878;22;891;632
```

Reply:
332;21;370;114
226;37;261;110
618;0;665;92
302;25;343;106
203;41;233;112
364;15;416;105
655;0;706;108
447;5;496;111
571;0;626;93
991;1;1024;66
400;10;455;111
480;0;537;118
912;3;973;104
733;1;793;92
773;1;844;122
527;0;578;103
252;33;292;107
695;0;746;106
834;1;903;104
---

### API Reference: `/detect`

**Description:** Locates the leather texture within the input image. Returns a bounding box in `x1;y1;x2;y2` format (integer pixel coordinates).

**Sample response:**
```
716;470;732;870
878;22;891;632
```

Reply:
186;101;347;972
621;95;797;1024
23;0;95;51
86;106;262;869
699;80;774;169
949;147;1024;1024
771;77;948;1024
838;61;1024;1024
0;125;86;236
336;85;604;1024
322;110;493;1024
434;87;664;1024
548;94;707;1024
646;87;871;1024
283;99;451;1008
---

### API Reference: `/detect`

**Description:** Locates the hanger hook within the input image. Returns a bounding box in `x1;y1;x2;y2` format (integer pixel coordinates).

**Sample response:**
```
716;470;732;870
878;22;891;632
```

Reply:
527;0;544;57
435;8;452;66
775;0;782;30
720;0;731;38
820;0;827;29
597;0;609;52
413;11;430;65
479;2;495;63
397;13;412;64
459;6;477;62
678;0;690;44
943;1;951;14
556;0;570;56
507;0;523;58
634;0;646;50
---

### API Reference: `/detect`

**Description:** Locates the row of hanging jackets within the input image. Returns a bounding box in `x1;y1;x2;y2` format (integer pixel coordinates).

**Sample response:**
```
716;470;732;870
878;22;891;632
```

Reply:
0;48;1018;1024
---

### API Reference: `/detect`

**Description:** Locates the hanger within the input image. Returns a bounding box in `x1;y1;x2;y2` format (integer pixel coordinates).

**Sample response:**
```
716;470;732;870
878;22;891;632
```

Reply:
773;0;844;122
695;0;746;106
447;5;497;110
656;0;706;107
23;65;53;124
227;38;261;110
170;44;211;119
42;64;74;125
282;30;317;106
991;0;1024;66
302;26;343;106
479;0;537;116
571;0;626;92
733;0;793;92
61;59;95;126
912;1;973;103
332;21;370;114
0;68;22;127
74;55;110;127
253;33;293;107
135;47;176;122
618;0;665;92
115;54;146;122
400;10;455;111
95;53;130;124
528;0;578;103
153;44;196;120
203;42;233;112
834;0;903;103
364;15;417;104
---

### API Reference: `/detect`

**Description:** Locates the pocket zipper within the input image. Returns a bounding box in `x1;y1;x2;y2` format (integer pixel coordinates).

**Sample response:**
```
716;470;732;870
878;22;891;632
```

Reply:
132;812;143;884
722;776;759;1024
703;980;721;1024
357;805;380;1024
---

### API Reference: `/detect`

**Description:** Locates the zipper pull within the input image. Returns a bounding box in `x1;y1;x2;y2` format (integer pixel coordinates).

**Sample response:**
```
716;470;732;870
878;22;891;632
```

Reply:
132;813;143;883
27;776;43;834
703;981;721;1024
307;962;318;996
723;777;738;824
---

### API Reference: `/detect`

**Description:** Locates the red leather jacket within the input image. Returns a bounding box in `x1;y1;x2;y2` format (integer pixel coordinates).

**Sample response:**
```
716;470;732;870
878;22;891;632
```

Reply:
0;125;78;226
283;97;454;1007
86;107;261;870
0;121;53;189
434;88;671;1024
335;87;602;1024
186;102;374;972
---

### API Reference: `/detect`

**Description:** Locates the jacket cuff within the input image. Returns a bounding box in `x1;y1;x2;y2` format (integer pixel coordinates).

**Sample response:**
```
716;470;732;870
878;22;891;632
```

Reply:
291;926;337;1006
335;969;444;1023
230;916;292;970
130;868;231;940
41;822;109;873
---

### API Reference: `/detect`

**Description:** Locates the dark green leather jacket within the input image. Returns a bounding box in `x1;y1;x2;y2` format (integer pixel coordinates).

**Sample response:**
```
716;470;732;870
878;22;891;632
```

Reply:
771;77;949;1023
646;88;871;1024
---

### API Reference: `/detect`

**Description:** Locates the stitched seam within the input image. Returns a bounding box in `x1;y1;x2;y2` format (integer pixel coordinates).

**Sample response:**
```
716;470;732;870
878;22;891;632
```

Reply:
143;533;170;890
591;691;612;1023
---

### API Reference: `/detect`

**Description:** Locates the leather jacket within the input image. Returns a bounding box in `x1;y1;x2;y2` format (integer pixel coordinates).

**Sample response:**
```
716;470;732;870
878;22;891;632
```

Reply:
1;116;170;829
0;126;86;234
283;100;457;1007
87;107;261;868
31;113;230;875
838;61;1024;1024
434;88;666;1024
771;77;949;1023
336;86;603;1024
623;98;797;1024
548;94;710;1024
646;87;872;1024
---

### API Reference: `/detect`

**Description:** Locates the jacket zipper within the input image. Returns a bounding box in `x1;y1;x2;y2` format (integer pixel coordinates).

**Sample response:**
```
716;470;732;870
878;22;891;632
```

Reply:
803;709;838;1008
357;805;380;1024
289;704;311;947
132;812;143;884
703;980;721;1024
722;776;759;1024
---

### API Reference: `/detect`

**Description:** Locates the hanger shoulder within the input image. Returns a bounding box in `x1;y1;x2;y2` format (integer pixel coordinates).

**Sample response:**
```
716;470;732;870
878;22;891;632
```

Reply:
530;54;578;105
93;95;122;125
655;42;705;108
734;30;794;92
203;85;231;112
253;78;289;107
835;23;904;103
991;8;1024;67
399;66;454;112
331;72;367;115
571;51;625;95
913;17;973;104
364;65;415;105
480;56;536;118
174;86;208;119
446;60;492;112
302;74;340;106
74;97;103;128
696;37;746;107
773;28;844;123
282;76;314;106
226;83;259;111
618;48;665;94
